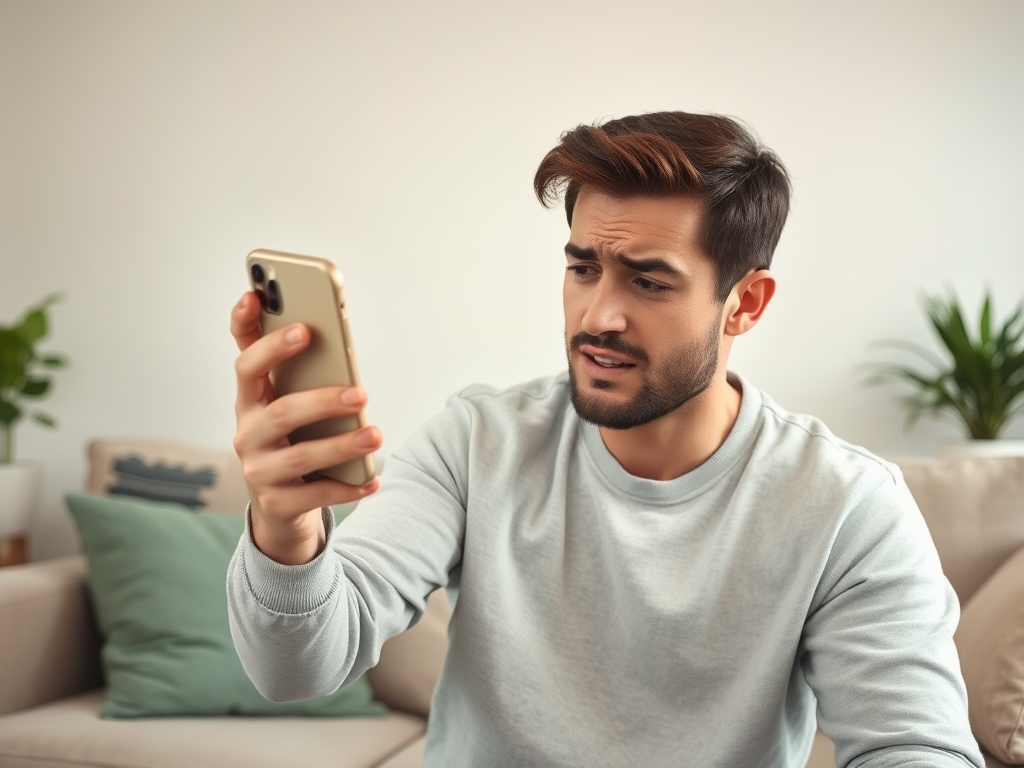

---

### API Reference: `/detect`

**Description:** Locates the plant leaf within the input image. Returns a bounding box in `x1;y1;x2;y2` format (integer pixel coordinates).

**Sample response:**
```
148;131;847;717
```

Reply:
864;362;945;391
41;354;68;368
980;292;992;347
16;309;48;343
865;338;950;372
13;293;62;343
0;397;21;426
994;304;1024;351
0;329;31;388
31;411;56;428
20;377;50;397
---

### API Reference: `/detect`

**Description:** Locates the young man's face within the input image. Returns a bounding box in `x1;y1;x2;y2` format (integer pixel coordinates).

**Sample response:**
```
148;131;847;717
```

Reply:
563;188;726;430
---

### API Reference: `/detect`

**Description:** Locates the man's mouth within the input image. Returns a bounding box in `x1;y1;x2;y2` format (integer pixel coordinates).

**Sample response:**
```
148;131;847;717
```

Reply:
590;354;630;368
579;345;637;370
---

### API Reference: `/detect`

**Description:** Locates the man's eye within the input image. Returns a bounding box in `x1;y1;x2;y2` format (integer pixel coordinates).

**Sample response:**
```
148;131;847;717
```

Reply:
636;277;668;293
567;265;594;278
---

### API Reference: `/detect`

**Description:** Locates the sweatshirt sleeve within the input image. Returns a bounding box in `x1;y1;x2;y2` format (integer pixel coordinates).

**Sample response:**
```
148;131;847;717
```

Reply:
800;472;985;768
226;393;470;703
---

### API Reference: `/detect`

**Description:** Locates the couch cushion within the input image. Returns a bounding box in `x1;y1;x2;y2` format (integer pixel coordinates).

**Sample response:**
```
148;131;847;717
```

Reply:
0;690;425;768
894;455;1024;604
954;544;1024;765
375;736;427;768
65;492;384;718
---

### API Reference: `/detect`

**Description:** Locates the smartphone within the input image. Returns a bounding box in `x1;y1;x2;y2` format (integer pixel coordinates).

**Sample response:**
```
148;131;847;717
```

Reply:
245;249;375;486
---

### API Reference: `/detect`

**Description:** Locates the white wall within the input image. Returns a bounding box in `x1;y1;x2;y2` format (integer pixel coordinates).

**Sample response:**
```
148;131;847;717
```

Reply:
2;0;1022;560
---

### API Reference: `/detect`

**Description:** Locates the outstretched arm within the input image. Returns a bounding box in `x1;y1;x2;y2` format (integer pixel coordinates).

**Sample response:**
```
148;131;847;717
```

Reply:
801;476;984;768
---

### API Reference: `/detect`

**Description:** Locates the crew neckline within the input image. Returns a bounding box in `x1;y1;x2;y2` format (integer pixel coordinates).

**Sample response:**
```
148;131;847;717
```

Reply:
580;371;763;503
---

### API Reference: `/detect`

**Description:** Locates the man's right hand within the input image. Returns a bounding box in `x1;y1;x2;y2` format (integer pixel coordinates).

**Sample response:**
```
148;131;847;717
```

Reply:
229;291;382;566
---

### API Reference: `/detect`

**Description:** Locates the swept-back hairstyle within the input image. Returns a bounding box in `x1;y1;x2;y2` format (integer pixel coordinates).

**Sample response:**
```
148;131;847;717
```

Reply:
534;111;791;301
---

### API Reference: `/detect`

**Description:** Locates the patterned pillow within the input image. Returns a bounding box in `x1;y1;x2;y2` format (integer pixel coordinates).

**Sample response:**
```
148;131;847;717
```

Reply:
86;437;250;512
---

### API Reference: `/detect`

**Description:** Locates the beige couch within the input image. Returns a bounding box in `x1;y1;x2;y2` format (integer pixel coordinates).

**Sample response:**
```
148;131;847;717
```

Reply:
0;440;1022;768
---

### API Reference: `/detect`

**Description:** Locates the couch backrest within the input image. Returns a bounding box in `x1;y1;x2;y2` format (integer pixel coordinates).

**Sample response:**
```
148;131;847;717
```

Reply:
893;455;1024;606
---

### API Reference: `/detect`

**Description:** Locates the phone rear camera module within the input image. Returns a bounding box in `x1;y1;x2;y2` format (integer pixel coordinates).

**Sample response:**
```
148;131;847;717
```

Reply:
264;280;282;313
251;263;265;284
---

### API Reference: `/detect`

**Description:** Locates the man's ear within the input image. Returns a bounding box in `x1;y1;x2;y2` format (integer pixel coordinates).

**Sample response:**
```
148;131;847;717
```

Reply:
723;270;776;337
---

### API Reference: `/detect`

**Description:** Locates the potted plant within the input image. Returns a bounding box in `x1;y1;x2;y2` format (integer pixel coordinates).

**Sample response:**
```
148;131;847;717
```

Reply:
0;293;68;561
865;288;1024;456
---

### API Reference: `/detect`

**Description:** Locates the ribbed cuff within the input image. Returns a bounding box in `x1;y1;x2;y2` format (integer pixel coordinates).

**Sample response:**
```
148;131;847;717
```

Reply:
240;504;340;614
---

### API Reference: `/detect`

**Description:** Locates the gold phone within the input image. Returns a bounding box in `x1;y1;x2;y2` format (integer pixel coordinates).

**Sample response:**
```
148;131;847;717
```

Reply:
246;249;375;486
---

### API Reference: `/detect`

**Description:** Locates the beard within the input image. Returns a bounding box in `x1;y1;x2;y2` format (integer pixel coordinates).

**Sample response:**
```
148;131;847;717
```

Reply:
566;314;722;430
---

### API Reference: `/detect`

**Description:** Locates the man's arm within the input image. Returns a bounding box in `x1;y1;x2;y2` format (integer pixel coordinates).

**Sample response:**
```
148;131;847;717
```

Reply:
801;475;985;768
224;290;466;702
226;395;469;702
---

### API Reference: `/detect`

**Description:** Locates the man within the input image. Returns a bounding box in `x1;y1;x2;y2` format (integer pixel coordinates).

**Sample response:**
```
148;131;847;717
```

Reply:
227;112;984;767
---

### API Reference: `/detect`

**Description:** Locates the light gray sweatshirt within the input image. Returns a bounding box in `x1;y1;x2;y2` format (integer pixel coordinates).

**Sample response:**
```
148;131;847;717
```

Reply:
227;372;984;768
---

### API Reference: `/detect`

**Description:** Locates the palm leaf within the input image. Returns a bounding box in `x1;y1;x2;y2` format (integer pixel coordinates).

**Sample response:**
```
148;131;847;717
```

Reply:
865;338;950;372
980;293;992;347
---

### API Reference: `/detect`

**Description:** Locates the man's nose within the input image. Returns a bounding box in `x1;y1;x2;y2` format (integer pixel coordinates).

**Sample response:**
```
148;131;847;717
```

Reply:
580;280;627;336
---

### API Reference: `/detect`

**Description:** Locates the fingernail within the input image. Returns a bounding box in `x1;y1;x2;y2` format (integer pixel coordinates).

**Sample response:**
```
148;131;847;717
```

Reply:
285;325;303;344
237;294;247;309
355;428;378;448
341;387;364;405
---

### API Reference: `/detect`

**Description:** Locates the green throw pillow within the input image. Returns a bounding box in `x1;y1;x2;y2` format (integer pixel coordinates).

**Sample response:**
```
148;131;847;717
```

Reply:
65;492;387;719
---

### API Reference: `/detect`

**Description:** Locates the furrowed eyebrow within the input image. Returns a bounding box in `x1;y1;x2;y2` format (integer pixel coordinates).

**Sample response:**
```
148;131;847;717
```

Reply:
616;254;684;278
564;242;684;278
564;243;598;261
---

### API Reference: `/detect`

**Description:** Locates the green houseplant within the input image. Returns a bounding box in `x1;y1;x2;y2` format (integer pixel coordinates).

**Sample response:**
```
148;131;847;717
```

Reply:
865;288;1024;446
0;293;68;554
0;293;67;464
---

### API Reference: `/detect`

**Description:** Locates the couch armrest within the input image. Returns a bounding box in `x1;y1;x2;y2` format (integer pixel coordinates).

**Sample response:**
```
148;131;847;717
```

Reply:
0;555;103;715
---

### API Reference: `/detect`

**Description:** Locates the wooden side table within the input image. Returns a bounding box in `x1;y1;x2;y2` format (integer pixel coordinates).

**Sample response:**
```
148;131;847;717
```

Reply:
0;534;29;567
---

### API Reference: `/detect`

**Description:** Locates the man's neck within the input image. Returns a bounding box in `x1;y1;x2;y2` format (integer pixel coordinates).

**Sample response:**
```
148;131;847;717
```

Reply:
598;373;742;481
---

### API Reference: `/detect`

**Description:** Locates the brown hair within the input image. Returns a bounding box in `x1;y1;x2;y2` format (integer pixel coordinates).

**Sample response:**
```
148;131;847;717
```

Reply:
534;111;791;301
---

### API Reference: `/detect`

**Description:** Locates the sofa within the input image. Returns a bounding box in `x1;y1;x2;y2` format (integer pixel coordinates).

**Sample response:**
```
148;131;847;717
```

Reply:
0;438;1022;768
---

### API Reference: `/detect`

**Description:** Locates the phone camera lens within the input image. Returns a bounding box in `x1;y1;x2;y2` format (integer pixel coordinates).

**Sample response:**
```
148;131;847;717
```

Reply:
254;289;268;310
251;263;265;284
264;281;281;313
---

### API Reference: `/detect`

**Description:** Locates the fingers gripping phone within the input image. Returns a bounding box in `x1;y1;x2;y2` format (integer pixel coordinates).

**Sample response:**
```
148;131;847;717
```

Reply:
246;249;375;487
